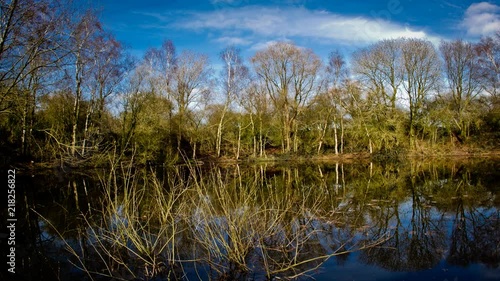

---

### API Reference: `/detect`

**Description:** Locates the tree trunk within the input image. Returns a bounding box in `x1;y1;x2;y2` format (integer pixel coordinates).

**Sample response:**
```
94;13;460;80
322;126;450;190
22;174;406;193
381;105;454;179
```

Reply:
317;120;327;155
81;103;93;157
340;115;344;154
283;108;291;153
250;114;256;157
259;117;264;157
72;58;82;156
216;107;227;157
293;121;298;153
21;90;28;155
335;162;339;193
333;116;338;155
236;123;241;160
22;73;39;155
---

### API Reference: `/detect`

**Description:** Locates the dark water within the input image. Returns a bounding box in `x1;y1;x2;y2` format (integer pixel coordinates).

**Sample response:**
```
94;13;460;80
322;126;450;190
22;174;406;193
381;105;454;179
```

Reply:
2;159;500;280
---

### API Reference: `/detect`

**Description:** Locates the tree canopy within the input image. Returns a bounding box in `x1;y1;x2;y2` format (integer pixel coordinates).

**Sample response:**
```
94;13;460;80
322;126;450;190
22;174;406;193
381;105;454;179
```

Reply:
1;0;499;165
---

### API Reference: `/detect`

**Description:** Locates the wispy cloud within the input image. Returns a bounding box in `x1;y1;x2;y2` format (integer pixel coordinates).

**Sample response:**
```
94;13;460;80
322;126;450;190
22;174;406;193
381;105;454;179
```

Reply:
249;39;295;51
214;36;252;46
462;2;500;36
171;6;440;45
442;1;462;10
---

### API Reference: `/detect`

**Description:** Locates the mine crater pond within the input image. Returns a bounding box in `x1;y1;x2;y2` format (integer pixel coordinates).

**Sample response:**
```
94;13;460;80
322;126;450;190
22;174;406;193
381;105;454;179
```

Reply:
8;159;500;280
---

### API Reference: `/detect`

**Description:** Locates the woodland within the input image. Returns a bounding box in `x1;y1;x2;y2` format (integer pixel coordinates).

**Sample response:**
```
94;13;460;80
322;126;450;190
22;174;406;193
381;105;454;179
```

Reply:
1;0;500;167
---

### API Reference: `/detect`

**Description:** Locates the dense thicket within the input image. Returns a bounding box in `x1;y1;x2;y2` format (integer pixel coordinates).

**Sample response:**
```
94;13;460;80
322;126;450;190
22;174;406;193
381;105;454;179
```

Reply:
1;1;499;165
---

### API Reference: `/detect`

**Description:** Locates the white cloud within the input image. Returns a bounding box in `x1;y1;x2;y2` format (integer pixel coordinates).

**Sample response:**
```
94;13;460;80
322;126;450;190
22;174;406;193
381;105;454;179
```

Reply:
173;6;440;45
249;39;294;51
462;2;500;36
214;36;252;46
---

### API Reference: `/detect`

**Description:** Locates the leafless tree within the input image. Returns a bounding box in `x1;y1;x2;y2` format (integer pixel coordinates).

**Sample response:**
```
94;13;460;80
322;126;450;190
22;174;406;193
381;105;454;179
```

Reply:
240;81;270;157
216;46;249;158
170;50;212;153
440;39;482;140
143;40;176;98
251;42;321;153
81;32;128;156
352;39;403;111
325;50;349;154
0;0;69;155
401;38;441;146
476;31;500;100
68;11;103;156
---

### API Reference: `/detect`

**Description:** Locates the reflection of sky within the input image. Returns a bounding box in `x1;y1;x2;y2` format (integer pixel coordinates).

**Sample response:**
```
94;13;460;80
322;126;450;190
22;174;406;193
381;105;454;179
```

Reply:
38;220;87;277
39;220;69;249
312;197;500;280
316;254;406;281
37;197;499;277
28;162;500;280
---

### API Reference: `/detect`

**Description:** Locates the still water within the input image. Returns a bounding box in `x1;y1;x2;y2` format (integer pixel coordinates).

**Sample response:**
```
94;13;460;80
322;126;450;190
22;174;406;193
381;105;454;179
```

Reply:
3;158;500;280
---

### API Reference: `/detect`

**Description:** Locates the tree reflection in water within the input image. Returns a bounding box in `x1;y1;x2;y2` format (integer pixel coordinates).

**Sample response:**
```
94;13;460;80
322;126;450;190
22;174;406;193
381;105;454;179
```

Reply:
18;159;500;280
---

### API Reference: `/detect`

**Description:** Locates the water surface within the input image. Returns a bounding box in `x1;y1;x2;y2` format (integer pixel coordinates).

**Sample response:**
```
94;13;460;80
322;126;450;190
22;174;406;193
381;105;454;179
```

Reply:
3;159;500;280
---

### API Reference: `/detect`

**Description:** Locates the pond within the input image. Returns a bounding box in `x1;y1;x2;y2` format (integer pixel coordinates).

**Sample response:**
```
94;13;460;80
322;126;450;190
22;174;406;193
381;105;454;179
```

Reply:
4;158;500;280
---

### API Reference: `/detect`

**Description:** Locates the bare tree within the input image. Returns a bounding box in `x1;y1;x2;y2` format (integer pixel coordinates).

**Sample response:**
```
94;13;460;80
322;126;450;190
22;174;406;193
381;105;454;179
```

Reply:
240;81;270;158
143;40;176;98
313;50;349;155
216;46;249;158
170;50;212;153
476;32;500;100
81;32;128;156
251;42;321;153
141;40;177;146
0;0;69;155
440;39;482;141
0;0;39;112
352;39;403;111
68;11;103;156
119;61;145;157
401;38;441;147
325;50;348;155
344;79;375;154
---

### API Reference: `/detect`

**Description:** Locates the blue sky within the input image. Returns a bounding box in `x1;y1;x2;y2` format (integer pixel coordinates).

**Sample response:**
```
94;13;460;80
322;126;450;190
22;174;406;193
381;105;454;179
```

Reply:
93;0;500;62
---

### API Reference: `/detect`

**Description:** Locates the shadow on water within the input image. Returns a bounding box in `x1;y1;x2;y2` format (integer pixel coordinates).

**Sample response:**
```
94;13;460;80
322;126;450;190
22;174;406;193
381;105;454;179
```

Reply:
4;158;500;280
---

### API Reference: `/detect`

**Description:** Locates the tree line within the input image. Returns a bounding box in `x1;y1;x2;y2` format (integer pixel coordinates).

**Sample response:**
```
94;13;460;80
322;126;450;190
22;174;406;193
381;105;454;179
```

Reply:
1;0;499;165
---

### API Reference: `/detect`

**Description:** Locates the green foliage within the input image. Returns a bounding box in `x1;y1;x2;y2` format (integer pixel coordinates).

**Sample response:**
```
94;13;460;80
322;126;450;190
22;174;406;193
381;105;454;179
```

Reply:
1;0;499;165
121;92;176;164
